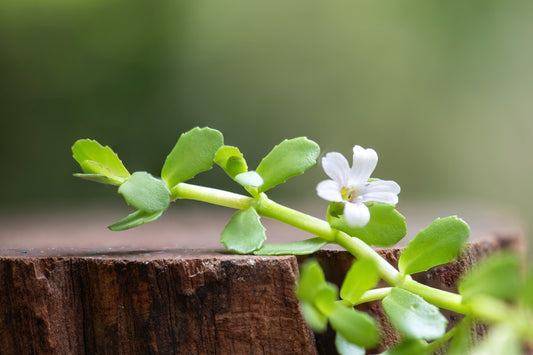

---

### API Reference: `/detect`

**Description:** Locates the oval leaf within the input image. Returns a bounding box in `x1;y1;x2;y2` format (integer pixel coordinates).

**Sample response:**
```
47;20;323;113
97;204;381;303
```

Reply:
399;216;469;275
335;333;366;355
118;171;170;213
235;171;263;188
161;127;223;189
254;237;326;255
314;284;338;317
214;145;248;178
256;137;320;192
382;288;447;340
297;259;327;303
458;252;522;301
72;139;130;183
108;210;164;231
329;303;380;348
328;203;406;246
73;173;122;185
77;160;126;185
301;302;328;333
220;207;266;254
340;258;379;304
380;339;429;355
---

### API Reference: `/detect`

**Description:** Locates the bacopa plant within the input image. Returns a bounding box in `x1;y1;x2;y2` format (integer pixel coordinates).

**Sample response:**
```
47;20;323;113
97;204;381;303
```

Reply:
73;126;532;354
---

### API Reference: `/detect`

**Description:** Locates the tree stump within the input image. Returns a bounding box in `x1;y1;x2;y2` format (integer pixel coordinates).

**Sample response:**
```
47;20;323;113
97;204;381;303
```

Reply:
0;208;526;354
0;251;317;354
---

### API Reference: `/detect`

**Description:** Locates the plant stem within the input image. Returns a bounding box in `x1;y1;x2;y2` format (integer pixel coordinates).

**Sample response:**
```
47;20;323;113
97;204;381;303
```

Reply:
170;182;470;315
402;278;469;314
333;230;405;286
255;195;337;242
355;288;392;305
170;183;253;210
425;321;462;353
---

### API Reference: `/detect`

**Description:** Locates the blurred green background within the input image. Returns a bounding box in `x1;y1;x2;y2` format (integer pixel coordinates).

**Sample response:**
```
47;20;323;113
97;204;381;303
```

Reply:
1;1;532;237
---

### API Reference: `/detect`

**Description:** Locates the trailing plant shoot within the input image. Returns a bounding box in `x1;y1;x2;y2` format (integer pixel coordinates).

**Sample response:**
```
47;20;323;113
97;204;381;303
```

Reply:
72;126;532;354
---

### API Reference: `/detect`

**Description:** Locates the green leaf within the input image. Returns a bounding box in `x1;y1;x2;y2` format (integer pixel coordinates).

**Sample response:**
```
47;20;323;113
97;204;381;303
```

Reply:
329;303;380;348
521;268;533;308
253;237;326;255
398;216;469;275
380;339;429;355
335;333;366;355
214;145;248;178
73;173;122;185
72;139;130;185
458;253;522;301
118;172;170;213
296;259;338;317
448;319;474;355
328;203;407;246
300;302;328;333
340;258;379;304
296;260;337;332
382;288;447;340
108;209;164;231
161;127;224;189
297;259;327;303
314;284;338;317
256;137;320;192
220;207;266;254
234;171;263;188
79;160;122;180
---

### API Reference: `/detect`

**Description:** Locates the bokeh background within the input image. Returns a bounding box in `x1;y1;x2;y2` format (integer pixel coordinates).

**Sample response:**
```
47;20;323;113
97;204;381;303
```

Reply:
1;1;532;253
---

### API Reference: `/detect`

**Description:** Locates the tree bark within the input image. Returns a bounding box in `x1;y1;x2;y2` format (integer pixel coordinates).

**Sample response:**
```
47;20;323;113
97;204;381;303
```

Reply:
0;251;317;354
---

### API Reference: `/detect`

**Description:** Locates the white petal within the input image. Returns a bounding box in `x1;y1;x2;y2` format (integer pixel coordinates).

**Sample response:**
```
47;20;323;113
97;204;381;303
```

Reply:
365;180;401;194
361;192;398;205
362;180;400;205
316;180;343;202
350;146;378;184
344;202;371;227
321;152;350;184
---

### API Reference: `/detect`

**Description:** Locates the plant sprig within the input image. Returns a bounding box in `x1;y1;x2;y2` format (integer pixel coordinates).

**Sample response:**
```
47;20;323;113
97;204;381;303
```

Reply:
72;126;532;354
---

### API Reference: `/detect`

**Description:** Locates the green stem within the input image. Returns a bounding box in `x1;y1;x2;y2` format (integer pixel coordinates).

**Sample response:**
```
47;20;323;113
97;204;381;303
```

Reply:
333;230;405;286
171;182;253;210
402;278;469;314
170;182;469;315
425;321;462;353
255;195;337;242
355;287;392;305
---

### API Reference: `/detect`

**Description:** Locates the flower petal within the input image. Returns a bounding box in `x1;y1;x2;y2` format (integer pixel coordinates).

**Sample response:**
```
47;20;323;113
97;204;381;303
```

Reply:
362;180;400;205
322;152;350;184
316;180;343;202
344;202;371;227
349;146;378;184
362;192;398;205
366;180;401;194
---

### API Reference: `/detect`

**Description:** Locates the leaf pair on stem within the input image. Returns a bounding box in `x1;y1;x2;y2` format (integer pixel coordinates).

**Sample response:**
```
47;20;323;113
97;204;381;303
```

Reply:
73;127;224;230
72;127;321;254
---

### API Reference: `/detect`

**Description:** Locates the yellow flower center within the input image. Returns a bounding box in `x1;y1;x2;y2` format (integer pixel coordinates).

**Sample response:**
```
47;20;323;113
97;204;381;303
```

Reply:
341;186;358;202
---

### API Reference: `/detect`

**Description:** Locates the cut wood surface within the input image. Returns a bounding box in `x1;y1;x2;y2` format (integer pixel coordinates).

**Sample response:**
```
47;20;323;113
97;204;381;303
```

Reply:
0;205;527;354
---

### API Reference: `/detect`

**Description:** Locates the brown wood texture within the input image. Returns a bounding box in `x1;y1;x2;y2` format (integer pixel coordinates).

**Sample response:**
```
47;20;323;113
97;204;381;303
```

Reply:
0;251;317;354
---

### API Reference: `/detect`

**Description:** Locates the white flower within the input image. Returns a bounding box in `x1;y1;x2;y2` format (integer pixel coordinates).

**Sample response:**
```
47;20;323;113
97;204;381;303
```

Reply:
316;145;400;227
